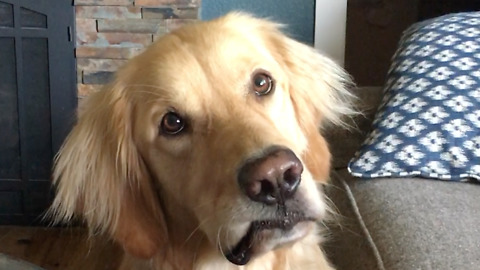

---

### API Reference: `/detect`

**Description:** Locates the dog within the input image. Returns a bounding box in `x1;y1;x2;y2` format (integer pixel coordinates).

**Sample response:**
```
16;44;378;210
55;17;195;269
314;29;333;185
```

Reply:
49;13;356;270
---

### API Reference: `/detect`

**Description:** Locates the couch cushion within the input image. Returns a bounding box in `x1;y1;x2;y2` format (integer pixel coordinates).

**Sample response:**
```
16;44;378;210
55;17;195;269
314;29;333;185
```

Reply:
348;12;480;181
324;169;480;270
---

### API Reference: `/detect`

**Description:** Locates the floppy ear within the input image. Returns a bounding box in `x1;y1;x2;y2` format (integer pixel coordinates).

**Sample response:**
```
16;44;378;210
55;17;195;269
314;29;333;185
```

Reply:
276;35;356;182
48;82;167;259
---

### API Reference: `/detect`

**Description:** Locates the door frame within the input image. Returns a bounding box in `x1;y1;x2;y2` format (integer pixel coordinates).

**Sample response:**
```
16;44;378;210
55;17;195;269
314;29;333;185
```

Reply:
314;0;347;66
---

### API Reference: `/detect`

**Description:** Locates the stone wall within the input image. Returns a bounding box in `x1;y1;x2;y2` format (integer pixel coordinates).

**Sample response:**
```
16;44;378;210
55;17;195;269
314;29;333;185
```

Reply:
74;0;200;98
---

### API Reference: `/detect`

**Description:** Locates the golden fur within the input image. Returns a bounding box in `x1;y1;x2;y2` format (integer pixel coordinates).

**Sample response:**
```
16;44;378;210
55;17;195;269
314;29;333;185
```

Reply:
49;13;356;270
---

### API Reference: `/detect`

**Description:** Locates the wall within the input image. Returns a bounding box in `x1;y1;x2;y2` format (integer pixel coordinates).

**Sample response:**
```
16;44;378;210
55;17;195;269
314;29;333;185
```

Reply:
315;0;347;65
345;0;419;86
200;0;314;45
74;0;200;98
73;0;423;90
342;0;477;86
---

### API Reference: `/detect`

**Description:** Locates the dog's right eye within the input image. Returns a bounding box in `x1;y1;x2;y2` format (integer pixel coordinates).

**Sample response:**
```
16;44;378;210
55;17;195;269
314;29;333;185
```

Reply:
252;70;274;96
160;112;185;135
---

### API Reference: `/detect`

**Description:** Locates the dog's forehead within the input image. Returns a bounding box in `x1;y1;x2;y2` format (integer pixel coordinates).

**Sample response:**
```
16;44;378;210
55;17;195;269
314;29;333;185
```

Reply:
142;17;282;111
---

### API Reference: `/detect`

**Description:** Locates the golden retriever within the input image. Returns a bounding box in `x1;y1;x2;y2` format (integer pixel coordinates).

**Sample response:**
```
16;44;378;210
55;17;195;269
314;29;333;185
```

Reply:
49;13;355;270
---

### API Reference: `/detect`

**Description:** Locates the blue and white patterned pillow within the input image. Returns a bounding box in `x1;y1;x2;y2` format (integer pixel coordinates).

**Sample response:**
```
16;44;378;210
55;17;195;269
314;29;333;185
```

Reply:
348;12;480;181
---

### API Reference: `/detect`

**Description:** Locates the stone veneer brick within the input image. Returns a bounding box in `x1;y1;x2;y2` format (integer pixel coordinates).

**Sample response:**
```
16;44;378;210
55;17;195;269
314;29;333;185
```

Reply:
76;18;97;41
83;70;116;84
78;84;104;97
151;19;196;40
76;6;141;19
135;0;194;6
164;18;196;31
142;6;198;19
77;70;83;83
75;0;134;6
77;58;128;71
97;19;168;34
76;46;142;59
77;32;153;47
75;0;200;98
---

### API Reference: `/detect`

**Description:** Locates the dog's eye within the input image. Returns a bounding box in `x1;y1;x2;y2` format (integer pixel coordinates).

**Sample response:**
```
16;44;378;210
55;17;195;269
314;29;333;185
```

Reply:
252;71;274;96
160;112;185;135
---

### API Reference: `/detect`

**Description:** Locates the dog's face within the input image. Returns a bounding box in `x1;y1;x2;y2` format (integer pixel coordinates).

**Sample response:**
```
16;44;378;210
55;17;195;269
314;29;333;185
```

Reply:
131;21;327;264
50;13;354;266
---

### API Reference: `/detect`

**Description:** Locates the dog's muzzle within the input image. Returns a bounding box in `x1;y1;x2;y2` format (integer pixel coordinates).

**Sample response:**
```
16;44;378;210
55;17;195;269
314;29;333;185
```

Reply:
225;146;312;265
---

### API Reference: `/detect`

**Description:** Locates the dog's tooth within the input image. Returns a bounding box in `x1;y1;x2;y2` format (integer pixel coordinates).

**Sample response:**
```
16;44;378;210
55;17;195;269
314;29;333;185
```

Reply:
283;218;291;228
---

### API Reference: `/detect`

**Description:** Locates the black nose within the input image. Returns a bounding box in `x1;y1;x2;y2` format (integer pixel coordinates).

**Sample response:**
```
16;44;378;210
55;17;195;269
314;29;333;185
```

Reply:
237;146;303;205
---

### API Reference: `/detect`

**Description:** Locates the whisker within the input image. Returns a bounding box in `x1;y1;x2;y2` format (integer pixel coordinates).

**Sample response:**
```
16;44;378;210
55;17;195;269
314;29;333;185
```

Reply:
182;207;235;249
217;225;227;258
224;213;236;251
191;233;205;268
182;215;213;247
222;207;249;254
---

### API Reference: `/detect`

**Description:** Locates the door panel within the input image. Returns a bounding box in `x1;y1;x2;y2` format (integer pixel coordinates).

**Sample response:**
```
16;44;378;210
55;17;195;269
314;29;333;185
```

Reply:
0;2;13;27
20;7;47;29
22;37;52;180
0;0;76;225
0;37;20;180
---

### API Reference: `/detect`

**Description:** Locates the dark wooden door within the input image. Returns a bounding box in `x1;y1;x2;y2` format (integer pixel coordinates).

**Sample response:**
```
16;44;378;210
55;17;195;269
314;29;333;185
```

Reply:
0;0;76;225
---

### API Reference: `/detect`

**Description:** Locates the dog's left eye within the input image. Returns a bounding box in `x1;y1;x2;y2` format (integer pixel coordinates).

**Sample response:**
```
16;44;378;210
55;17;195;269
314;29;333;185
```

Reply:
252;71;274;96
160;112;185;135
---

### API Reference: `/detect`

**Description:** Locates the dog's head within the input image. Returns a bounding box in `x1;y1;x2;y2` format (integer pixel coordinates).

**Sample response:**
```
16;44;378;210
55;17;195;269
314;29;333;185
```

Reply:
50;13;355;266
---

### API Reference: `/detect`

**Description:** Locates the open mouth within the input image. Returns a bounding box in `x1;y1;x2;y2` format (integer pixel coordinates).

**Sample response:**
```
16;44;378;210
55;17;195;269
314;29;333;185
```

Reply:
225;212;315;265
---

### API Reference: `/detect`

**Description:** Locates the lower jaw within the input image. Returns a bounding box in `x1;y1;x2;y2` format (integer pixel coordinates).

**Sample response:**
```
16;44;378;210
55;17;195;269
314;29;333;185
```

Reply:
225;220;314;265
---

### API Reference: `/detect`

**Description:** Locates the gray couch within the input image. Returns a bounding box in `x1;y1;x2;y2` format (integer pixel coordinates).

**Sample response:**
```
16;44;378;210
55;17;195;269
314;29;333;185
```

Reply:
324;87;480;270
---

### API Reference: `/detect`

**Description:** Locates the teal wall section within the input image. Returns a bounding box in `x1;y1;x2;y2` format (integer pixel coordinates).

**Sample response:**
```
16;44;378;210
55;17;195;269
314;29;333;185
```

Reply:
201;0;315;45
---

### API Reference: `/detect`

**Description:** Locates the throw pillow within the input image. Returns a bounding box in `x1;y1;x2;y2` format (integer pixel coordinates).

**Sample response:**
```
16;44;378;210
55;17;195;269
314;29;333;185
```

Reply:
348;12;480;181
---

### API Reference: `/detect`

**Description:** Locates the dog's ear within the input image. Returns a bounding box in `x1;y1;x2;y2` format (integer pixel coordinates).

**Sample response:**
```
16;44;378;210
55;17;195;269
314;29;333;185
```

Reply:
274;35;357;182
48;82;167;259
